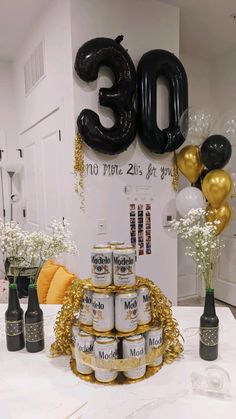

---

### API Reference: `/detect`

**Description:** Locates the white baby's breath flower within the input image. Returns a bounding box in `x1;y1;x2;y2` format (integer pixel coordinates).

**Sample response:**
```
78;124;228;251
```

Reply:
169;208;224;289
0;218;78;283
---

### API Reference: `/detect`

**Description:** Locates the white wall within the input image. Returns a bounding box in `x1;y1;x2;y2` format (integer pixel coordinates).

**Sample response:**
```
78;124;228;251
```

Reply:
180;53;212;107
70;0;180;303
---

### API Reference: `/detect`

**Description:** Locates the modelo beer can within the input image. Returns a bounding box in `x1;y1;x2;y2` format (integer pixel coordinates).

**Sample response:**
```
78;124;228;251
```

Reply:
122;334;146;380
113;245;136;286
92;293;114;332
108;241;124;249
75;331;95;375
91;245;112;287
80;290;93;326
137;286;152;325
93;337;118;383
145;326;163;367
115;291;138;332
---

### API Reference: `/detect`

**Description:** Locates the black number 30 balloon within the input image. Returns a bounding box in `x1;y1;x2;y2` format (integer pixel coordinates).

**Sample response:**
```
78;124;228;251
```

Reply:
75;36;136;154
137;50;188;154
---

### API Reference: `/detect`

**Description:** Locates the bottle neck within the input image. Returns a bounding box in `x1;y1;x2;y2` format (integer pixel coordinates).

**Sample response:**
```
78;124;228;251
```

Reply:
204;288;216;316
8;284;21;310
28;284;40;311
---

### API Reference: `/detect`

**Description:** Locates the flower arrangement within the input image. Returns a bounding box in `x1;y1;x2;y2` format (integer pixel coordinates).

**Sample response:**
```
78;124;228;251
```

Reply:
0;219;78;284
169;208;224;290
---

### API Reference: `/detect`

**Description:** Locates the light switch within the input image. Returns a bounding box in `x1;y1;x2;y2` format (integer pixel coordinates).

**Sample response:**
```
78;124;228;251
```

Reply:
97;219;106;235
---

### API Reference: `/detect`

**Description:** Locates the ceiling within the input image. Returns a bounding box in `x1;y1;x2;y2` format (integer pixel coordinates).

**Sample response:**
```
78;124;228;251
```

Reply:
0;0;51;60
1;0;236;61
162;0;236;59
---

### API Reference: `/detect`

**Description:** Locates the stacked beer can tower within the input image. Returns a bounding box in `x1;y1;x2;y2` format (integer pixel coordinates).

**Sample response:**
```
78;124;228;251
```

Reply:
71;242;163;384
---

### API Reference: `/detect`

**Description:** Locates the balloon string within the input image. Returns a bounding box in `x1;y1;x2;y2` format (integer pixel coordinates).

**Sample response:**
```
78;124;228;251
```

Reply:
172;152;179;192
74;132;85;212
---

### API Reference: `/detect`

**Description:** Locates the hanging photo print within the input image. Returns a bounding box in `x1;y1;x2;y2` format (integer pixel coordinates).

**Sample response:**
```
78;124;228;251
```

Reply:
129;203;152;256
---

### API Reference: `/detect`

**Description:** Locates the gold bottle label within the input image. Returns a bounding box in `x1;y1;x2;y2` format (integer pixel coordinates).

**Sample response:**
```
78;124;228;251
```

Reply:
200;326;219;346
6;320;24;336
25;321;44;343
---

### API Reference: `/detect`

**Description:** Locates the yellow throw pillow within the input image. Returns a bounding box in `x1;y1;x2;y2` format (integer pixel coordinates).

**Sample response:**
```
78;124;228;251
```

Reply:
37;260;60;304
46;266;75;304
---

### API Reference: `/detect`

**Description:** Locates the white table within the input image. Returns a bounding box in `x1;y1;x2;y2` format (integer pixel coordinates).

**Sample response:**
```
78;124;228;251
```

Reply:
1;304;236;419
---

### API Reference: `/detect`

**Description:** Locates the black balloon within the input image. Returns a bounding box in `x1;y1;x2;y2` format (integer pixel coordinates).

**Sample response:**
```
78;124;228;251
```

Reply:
75;36;136;154
201;135;232;170
195;169;209;191
137;49;188;154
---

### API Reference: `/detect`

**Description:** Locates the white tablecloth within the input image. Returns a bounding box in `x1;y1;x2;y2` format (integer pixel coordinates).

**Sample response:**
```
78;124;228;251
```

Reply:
1;304;236;419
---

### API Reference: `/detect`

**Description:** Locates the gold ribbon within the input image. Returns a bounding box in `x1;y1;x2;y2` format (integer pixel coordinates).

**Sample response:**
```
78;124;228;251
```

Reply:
74;132;85;211
76;342;167;372
172;151;179;192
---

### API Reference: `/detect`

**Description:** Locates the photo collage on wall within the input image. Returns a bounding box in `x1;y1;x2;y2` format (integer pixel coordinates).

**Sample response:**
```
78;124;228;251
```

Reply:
129;203;152;256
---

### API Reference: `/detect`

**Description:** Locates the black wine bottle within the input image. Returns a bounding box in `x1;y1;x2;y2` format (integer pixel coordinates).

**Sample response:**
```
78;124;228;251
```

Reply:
199;289;219;361
5;283;25;351
25;284;44;353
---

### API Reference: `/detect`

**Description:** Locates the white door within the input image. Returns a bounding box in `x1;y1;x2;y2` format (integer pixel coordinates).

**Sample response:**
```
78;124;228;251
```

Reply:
215;145;236;306
20;109;64;233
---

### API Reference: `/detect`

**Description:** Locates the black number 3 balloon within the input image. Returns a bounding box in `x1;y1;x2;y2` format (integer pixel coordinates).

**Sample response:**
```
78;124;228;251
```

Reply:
75;36;136;154
137;50;188;154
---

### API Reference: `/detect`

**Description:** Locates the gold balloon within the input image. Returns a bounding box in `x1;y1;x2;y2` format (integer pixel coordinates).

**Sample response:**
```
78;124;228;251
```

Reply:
176;145;204;184
206;202;233;235
202;169;233;209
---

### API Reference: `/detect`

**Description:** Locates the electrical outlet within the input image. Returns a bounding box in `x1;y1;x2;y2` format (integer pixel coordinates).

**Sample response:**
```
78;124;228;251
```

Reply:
97;219;106;235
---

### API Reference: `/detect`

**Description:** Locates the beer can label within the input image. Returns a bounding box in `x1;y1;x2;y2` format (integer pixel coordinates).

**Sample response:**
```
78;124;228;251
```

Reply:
145;328;163;367
137;287;152;325
80;290;93;325
91;251;112;286
75;334;94;375
94;339;118;382
113;252;135;286
115;293;138;332
123;337;146;379
92;294;114;332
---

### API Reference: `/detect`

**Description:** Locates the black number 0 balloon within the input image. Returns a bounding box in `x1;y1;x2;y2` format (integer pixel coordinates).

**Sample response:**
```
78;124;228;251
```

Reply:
137;50;188;154
75;36;136;154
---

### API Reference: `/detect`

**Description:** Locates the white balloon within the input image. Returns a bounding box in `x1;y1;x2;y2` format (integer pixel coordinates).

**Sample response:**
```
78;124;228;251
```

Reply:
217;110;236;146
176;187;206;217
179;106;217;146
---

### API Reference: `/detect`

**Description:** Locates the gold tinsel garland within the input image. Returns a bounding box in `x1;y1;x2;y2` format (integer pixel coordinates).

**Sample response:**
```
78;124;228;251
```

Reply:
50;280;84;356
50;277;183;365
172;151;179;192
74;132;85;211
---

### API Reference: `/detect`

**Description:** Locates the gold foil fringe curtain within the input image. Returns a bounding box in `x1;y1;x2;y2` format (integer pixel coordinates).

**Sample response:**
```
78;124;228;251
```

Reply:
172;151;179;192
50;277;183;364
74;132;85;211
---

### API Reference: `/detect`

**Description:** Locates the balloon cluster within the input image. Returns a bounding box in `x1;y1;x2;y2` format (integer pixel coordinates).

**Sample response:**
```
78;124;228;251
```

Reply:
175;108;233;235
